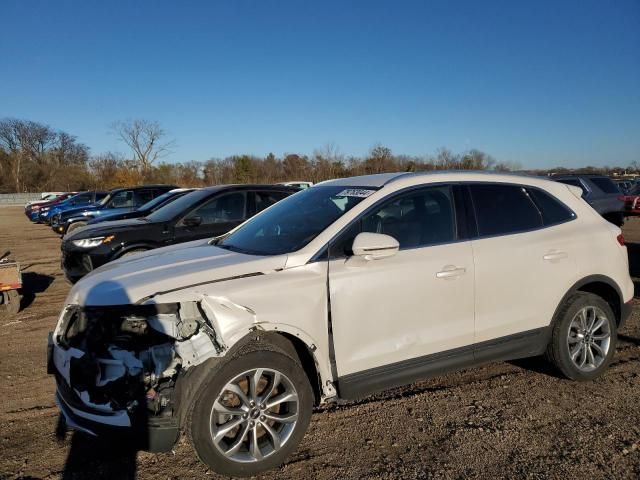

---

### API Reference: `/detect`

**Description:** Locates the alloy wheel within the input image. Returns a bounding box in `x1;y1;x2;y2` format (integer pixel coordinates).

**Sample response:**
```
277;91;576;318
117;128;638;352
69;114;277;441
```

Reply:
209;368;299;463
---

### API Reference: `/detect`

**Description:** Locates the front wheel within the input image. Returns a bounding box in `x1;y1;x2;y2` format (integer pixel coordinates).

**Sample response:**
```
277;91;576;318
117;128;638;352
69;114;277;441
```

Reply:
189;349;313;477
546;292;617;381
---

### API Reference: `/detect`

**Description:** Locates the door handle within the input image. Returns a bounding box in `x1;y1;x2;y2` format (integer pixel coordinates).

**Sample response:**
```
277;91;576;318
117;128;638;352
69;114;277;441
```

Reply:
436;265;466;279
543;250;568;261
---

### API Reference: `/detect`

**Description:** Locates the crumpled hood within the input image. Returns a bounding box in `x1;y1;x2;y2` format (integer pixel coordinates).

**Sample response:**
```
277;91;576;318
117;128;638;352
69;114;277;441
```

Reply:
66;239;288;306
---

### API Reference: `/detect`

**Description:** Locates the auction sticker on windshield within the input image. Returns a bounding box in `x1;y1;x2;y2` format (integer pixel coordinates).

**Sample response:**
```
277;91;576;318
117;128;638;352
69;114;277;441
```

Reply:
336;189;376;198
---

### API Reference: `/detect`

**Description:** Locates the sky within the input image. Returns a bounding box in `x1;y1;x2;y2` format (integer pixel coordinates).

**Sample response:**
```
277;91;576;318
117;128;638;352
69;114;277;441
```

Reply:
1;0;638;169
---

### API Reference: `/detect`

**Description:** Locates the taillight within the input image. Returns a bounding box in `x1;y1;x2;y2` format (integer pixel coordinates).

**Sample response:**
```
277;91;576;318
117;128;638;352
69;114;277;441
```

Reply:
617;233;625;246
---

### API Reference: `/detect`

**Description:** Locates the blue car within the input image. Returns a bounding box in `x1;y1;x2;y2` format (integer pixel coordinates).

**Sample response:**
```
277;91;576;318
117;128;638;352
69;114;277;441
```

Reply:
39;191;108;224
51;184;177;235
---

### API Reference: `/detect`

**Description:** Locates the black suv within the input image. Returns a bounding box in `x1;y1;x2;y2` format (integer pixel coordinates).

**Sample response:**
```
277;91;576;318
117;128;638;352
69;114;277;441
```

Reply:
51;184;177;235
61;184;297;282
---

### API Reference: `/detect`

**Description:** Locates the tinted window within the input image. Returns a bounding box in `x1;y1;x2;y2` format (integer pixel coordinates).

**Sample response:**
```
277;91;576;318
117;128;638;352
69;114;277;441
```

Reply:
184;192;246;225
361;186;455;249
470;184;542;236
529;189;575;226
589;177;620;194
255;191;291;213
135;189;155;206
218;186;373;255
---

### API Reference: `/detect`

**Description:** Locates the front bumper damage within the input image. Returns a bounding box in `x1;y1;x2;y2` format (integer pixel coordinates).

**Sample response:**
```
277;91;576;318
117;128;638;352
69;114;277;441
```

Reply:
48;301;226;451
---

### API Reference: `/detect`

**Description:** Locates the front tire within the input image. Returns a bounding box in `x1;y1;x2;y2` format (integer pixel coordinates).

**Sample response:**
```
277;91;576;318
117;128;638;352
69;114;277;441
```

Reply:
546;292;617;381
189;348;313;477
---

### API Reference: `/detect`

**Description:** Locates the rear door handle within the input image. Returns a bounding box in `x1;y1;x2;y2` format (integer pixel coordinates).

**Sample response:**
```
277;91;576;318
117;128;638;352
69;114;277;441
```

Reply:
543;250;568;261
436;265;466;279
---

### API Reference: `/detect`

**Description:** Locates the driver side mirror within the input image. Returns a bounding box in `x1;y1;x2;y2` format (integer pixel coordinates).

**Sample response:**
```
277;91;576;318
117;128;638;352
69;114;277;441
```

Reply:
183;216;202;227
352;232;399;260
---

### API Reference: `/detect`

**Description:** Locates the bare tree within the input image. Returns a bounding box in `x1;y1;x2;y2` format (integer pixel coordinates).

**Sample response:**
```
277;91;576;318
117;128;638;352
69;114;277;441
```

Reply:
111;119;174;173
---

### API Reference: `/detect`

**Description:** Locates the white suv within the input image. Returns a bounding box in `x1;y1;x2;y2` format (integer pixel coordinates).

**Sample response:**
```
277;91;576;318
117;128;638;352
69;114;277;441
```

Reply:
48;171;634;477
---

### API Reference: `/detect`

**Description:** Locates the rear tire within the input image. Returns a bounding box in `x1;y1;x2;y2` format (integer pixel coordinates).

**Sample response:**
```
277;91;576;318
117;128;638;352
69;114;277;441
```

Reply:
188;345;313;477
546;292;617;381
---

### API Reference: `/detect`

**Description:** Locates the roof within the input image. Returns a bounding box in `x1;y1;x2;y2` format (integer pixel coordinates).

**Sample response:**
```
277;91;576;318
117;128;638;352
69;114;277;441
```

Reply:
318;170;546;188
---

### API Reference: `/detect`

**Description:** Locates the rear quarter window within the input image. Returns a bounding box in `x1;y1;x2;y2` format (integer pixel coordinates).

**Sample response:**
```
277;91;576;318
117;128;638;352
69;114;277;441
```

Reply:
528;188;576;226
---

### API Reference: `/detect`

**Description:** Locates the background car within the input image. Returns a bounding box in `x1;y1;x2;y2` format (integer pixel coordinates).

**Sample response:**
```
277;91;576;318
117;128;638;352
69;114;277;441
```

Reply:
60;184;297;282
86;188;196;225
552;174;624;226
51;184;177;235
278;181;314;190
39;190;109;224
25;192;77;221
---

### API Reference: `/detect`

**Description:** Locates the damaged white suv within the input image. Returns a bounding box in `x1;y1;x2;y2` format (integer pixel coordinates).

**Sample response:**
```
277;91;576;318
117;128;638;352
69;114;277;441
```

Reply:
49;172;634;477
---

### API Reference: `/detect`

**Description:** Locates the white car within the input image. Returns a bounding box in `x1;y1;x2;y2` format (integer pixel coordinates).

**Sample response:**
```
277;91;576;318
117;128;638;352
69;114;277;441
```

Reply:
49;171;633;476
277;181;313;190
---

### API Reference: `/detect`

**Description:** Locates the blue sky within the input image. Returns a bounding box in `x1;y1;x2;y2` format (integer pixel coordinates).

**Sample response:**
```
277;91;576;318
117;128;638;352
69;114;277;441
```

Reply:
1;0;638;168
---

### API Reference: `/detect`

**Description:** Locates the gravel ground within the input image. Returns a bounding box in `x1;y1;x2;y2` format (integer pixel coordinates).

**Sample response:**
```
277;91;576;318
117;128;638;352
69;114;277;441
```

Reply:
1;205;639;479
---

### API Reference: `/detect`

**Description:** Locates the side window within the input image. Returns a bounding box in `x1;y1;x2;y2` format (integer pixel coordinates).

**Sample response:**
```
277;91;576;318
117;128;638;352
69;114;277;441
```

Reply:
109;191;134;208
73;193;91;204
255;191;290;213
135;189;155;207
361;186;456;249
470;184;542;236
528;188;576;226
184;192;247;226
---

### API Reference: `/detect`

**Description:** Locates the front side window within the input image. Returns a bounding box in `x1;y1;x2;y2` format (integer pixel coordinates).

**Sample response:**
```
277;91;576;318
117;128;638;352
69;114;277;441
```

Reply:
362;186;456;248
218;186;375;255
328;185;456;259
108;191;134;208
135;189;155;206
470;184;542;236
183;192;247;226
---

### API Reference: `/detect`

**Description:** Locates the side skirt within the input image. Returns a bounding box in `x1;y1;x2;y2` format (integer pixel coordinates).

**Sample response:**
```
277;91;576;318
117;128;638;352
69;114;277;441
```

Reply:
336;327;550;400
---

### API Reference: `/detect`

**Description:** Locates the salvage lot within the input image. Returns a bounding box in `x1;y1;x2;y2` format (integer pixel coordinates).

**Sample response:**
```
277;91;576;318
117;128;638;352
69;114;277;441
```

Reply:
1;205;640;479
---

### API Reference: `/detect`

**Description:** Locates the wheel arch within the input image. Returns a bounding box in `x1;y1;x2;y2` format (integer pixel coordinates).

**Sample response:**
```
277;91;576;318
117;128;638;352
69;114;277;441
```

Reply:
554;275;624;327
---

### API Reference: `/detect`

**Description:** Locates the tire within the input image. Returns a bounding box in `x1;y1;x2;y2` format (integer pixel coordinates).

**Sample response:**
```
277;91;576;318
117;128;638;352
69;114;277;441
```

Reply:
0;290;21;315
65;221;88;235
189;345;313;477
546;292;617;381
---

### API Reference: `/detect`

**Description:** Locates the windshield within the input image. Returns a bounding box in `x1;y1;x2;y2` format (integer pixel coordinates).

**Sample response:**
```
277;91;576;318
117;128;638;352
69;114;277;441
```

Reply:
98;192;113;206
218;186;376;255
146;189;212;222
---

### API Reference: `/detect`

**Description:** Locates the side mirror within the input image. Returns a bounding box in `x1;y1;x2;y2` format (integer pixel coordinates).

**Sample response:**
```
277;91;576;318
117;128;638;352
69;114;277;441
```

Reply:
183;216;202;227
352;232;399;260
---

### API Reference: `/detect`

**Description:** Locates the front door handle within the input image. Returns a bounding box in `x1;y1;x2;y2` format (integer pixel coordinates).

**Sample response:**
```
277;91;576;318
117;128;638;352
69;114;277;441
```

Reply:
436;265;466;279
543;250;568;261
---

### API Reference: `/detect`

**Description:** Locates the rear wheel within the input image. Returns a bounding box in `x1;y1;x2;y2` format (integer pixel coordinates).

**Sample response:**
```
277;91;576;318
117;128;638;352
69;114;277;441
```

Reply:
65;221;87;235
546;292;617;381
189;347;313;477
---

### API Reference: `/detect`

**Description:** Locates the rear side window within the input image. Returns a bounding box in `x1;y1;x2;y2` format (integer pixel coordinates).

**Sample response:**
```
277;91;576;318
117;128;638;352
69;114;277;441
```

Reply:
556;178;583;189
528;189;575;226
470;184;542;236
589;177;620;194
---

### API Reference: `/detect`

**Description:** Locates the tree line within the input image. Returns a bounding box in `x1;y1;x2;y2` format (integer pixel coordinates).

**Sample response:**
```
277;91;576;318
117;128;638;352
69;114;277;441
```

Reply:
0;117;636;193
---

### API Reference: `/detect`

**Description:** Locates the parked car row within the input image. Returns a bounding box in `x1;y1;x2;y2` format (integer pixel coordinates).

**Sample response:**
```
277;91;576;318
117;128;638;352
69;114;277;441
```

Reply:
45;171;634;477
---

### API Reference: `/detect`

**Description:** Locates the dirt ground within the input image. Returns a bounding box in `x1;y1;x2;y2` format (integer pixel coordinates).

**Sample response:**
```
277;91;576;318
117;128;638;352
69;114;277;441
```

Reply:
1;205;639;480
